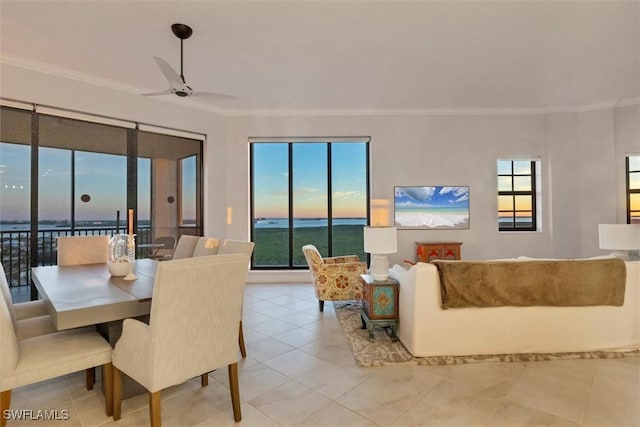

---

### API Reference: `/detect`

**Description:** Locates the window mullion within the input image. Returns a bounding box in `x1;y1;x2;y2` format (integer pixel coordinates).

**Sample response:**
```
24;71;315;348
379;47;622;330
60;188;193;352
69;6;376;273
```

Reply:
288;143;294;267
327;143;333;257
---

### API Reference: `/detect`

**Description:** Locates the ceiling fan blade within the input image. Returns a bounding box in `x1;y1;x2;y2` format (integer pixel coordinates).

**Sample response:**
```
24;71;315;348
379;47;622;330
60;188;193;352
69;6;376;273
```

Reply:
152;56;183;87
192;91;238;101
141;89;173;97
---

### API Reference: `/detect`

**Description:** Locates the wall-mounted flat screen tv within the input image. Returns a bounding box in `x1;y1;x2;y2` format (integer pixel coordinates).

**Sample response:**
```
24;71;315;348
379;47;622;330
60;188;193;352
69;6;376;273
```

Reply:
394;186;470;229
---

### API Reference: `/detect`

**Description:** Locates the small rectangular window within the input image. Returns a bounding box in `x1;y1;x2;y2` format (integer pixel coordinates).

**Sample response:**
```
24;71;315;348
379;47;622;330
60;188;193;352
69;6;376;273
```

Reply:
627;155;640;224
497;159;538;231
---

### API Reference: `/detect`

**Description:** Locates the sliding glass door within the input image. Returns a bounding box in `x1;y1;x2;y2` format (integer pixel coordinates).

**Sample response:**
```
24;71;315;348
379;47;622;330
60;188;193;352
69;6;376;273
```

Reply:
0;105;204;295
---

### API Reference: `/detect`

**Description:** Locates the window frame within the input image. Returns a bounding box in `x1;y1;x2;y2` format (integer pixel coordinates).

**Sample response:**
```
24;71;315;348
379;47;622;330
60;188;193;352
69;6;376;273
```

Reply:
497;159;538;232
0;103;204;294
627;154;640;224
249;138;370;269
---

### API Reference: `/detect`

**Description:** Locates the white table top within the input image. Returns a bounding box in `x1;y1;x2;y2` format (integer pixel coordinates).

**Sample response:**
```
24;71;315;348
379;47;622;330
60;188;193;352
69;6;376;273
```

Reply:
32;259;157;330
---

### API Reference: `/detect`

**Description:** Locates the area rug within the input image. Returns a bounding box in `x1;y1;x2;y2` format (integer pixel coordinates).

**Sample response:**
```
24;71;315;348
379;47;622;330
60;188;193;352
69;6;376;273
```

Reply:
333;302;640;367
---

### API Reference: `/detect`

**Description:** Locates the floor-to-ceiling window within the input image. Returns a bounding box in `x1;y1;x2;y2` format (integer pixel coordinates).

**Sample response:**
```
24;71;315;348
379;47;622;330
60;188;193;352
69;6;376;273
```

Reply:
0;103;204;294
250;138;369;269
138;129;203;238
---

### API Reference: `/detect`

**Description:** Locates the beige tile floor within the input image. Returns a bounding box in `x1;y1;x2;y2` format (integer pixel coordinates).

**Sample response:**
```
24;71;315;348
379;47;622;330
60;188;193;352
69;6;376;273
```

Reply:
6;282;640;426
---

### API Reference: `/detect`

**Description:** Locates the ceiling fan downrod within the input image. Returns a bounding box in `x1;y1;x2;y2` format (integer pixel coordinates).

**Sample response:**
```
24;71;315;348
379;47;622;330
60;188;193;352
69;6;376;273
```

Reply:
171;23;193;85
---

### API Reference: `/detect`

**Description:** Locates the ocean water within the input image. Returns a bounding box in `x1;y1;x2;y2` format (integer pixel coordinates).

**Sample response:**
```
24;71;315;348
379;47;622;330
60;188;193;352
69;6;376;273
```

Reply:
254;218;366;229
0;221;151;232
1;218;367;231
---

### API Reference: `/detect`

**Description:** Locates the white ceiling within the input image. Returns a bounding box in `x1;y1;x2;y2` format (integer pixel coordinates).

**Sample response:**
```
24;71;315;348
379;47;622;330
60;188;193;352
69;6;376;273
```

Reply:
1;1;638;114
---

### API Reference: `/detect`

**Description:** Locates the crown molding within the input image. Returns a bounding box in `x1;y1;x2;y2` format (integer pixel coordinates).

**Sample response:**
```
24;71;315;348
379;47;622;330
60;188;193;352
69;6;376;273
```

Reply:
615;97;640;108
222;106;552;117
1;53;143;95
2;53;638;117
0;53;228;116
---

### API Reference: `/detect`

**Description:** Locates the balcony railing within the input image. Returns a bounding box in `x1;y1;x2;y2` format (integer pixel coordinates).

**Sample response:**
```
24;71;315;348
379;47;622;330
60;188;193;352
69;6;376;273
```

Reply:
0;226;152;289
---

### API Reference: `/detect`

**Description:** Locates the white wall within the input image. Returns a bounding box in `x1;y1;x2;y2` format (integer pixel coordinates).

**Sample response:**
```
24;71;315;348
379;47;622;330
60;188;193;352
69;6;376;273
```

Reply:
227;107;638;264
226;114;555;265
3;64;638;273
615;104;640;219
546;105;639;258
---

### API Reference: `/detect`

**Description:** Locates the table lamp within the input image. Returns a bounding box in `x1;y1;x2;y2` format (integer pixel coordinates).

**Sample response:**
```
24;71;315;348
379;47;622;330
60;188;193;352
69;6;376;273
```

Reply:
598;224;640;261
363;226;397;281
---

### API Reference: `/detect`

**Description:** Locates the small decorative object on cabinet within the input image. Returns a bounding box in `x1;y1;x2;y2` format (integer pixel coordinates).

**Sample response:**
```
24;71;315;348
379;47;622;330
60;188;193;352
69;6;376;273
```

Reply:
360;274;399;342
416;241;462;262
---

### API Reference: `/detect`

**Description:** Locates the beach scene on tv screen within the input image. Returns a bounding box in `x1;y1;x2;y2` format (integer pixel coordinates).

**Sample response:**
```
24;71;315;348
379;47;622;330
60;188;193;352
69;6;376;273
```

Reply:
395;186;470;229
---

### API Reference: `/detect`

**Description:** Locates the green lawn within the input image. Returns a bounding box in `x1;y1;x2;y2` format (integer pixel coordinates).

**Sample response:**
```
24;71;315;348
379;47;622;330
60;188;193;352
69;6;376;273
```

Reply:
253;225;366;266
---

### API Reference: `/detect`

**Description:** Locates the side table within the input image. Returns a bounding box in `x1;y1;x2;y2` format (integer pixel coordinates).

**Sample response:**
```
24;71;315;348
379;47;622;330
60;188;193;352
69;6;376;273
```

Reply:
360;274;399;342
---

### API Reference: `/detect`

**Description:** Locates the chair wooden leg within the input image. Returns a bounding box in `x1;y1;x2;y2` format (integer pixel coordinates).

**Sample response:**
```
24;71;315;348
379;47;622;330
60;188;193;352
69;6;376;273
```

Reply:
113;367;123;420
319;300;325;312
201;373;208;386
238;321;247;358
102;363;113;417
1;390;11;427
149;391;161;427
86;367;95;390
228;363;241;422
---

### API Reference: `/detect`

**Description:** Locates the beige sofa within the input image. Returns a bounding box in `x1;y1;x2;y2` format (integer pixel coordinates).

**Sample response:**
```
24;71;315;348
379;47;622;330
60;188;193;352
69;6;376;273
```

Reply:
390;259;640;357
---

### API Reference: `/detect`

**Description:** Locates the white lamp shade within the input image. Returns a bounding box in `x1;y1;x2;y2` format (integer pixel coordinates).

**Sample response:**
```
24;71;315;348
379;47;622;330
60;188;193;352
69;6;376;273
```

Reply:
363;226;397;254
598;224;640;250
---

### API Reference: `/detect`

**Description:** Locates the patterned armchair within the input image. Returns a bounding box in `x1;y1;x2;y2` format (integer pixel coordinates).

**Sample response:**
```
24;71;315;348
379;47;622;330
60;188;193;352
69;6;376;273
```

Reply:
302;244;366;312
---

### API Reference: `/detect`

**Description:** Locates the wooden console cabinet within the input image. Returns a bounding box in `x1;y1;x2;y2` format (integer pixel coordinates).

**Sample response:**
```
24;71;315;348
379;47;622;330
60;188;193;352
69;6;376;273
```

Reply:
416;241;462;262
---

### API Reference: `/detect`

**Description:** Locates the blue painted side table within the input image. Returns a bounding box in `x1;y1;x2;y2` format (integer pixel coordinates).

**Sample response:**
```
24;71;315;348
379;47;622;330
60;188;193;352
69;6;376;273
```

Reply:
360;274;399;342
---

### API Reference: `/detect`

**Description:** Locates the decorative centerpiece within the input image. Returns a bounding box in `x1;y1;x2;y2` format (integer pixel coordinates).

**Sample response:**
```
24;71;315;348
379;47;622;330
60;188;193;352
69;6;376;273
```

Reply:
108;233;132;277
123;233;137;280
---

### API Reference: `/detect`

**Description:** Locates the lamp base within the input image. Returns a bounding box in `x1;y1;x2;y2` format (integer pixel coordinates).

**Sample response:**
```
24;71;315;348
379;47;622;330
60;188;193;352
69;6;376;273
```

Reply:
369;254;389;281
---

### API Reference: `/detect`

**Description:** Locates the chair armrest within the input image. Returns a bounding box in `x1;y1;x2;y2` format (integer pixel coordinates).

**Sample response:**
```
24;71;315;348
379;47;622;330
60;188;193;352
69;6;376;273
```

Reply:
324;255;361;265
14;300;49;320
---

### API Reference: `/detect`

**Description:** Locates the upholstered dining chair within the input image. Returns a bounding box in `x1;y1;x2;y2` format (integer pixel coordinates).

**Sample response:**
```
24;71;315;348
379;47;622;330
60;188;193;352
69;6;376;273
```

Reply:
192;237;222;257
57;235;110;265
112;254;250;426
218;239;256;257
0;264;55;341
1;265;98;393
302;244;366;312
172;234;201;260
56;234;110;388
218;240;255;358
0;292;113;427
192;237;254;358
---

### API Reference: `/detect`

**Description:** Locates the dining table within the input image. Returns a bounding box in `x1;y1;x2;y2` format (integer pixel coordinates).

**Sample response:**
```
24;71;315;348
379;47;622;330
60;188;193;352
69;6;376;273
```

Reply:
31;258;157;333
31;258;158;398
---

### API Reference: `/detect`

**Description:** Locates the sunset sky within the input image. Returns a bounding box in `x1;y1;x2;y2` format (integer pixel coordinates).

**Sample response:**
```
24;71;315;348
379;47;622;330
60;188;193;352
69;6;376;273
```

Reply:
0;142;197;222
252;142;367;219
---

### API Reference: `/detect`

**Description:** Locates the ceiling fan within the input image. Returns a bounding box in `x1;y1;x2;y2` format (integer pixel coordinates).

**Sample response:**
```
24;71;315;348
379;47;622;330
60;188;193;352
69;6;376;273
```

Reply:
143;23;236;100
